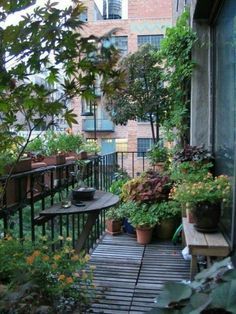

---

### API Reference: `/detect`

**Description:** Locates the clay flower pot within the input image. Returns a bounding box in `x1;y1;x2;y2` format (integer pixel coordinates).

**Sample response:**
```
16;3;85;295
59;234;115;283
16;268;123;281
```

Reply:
136;226;153;245
106;219;122;235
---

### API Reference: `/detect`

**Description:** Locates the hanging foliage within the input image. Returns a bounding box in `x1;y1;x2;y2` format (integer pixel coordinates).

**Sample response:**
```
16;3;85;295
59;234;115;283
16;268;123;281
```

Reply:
159;10;197;145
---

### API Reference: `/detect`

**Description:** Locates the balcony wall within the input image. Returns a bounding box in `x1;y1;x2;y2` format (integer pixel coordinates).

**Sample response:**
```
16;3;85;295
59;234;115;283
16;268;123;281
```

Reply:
82;119;114;132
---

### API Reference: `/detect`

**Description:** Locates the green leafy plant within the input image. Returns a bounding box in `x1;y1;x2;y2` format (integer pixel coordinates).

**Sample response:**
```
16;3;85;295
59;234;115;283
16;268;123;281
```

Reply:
147;144;170;164
0;1;122;208
159;10;197;144
150;200;181;222
121;170;171;203
0;235;95;313
109;170;130;196
115;201;139;219
149;257;236;313
105;207;123;221
128;203;159;228
170;174;231;206
81;141;101;154
106;44;168;143
170;161;213;183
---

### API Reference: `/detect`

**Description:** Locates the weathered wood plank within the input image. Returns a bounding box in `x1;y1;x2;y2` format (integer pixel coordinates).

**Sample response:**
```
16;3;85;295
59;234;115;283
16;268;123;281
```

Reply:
84;233;190;314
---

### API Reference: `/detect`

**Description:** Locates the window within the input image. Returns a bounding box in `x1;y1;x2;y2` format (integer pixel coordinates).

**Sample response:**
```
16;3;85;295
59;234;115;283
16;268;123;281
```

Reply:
137;138;153;157
111;36;128;55
213;0;236;244
137;35;163;49
116;139;128;152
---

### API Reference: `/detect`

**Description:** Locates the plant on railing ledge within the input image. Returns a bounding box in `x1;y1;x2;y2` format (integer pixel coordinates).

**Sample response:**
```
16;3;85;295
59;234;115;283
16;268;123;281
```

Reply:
0;235;95;313
149;257;236;314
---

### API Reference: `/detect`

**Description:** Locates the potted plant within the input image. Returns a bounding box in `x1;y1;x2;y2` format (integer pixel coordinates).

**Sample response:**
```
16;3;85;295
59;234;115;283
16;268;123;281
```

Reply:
43;131;66;165
128;203;159;244
151;200;182;240
173;144;214;164
71;160;96;202
121;170;171;203
105;207;123;235
170;174;231;232
116;201;138;235
147;144;169;172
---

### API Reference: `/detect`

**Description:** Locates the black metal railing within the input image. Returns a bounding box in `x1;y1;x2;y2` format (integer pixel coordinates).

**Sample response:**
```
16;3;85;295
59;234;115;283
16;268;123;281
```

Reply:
0;152;149;252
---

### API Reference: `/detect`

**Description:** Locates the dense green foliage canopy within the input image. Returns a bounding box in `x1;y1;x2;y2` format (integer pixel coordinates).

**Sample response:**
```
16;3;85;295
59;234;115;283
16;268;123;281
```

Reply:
106;45;168;143
0;0;120;169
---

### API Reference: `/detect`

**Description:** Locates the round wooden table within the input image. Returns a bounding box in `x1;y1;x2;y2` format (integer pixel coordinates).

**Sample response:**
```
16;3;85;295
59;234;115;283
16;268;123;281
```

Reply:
40;190;119;251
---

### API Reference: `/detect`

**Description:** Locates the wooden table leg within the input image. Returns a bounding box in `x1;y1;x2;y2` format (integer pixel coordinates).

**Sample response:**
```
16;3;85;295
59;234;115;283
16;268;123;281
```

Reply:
75;210;100;252
190;255;198;280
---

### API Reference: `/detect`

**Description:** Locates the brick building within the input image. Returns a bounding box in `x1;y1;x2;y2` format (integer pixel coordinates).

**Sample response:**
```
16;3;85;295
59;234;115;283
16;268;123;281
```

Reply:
72;0;172;174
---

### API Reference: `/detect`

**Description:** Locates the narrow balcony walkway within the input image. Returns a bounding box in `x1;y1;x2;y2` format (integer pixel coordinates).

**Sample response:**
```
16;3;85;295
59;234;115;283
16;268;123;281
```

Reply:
88;233;190;314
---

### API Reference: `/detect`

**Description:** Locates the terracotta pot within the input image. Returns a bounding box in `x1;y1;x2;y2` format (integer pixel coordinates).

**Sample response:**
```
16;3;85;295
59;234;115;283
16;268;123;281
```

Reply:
106;219;122;235
153;162;165;173
43;155;66;166
136;227;153;245
192;201;221;233
155;217;180;240
77;151;88;160
5;158;32;174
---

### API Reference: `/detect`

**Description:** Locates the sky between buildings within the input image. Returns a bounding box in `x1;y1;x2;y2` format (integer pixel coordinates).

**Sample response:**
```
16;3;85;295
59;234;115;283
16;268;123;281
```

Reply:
5;0;128;26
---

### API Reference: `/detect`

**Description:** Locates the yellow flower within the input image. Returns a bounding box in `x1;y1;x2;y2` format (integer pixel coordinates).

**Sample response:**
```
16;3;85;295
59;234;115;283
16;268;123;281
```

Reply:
58;274;66;281
52;263;57;269
58;235;64;240
84;254;90;262
71;255;80;261
66;237;72;242
90;265;96;270
32;250;40;257
42;255;49;262
53;255;61;261
26;255;35;265
82;273;88;280
66;277;73;284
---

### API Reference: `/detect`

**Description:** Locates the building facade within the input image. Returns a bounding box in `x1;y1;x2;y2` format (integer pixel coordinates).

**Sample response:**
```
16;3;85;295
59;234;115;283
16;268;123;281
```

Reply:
72;0;172;174
175;0;236;252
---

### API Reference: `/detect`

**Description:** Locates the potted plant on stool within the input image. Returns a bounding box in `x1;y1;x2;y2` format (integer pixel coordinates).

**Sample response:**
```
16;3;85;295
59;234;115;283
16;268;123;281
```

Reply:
171;174;231;233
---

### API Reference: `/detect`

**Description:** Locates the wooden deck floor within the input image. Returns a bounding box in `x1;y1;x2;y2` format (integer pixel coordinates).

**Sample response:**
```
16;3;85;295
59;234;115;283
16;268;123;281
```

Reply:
88;233;190;314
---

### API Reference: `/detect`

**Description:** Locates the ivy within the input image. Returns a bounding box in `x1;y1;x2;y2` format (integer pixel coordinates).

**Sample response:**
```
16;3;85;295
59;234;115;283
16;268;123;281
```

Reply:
159;10;197;145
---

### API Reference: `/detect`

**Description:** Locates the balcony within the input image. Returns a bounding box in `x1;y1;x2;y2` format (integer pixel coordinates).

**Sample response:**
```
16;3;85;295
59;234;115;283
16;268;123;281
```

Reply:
82;118;114;132
0;153;190;313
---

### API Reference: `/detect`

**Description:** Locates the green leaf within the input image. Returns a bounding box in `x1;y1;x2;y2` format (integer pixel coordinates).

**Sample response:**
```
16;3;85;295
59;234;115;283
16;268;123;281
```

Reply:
155;282;192;308
182;293;211;314
210;280;236;312
194;257;231;281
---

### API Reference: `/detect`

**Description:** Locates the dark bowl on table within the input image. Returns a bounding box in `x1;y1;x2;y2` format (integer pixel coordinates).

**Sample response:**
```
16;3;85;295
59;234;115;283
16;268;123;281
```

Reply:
72;187;96;201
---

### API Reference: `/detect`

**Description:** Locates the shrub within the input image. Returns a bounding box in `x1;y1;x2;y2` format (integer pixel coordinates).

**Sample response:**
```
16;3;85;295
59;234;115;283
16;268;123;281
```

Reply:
0;235;95;313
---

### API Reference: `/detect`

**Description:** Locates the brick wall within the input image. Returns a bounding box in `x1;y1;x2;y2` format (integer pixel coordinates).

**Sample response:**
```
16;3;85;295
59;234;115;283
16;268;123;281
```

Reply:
73;1;172;175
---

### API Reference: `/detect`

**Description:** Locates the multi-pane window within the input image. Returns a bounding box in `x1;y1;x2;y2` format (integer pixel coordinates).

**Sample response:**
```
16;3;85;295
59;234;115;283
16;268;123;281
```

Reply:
137;138;153;157
116;139;128;152
111;36;128;55
137;35;163;49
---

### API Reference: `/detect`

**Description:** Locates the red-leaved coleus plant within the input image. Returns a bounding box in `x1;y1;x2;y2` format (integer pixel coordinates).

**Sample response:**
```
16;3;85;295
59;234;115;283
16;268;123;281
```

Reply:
121;171;171;203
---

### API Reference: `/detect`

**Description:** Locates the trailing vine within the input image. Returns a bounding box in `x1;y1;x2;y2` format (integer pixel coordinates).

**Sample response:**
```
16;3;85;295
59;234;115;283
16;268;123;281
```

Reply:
159;10;197;146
